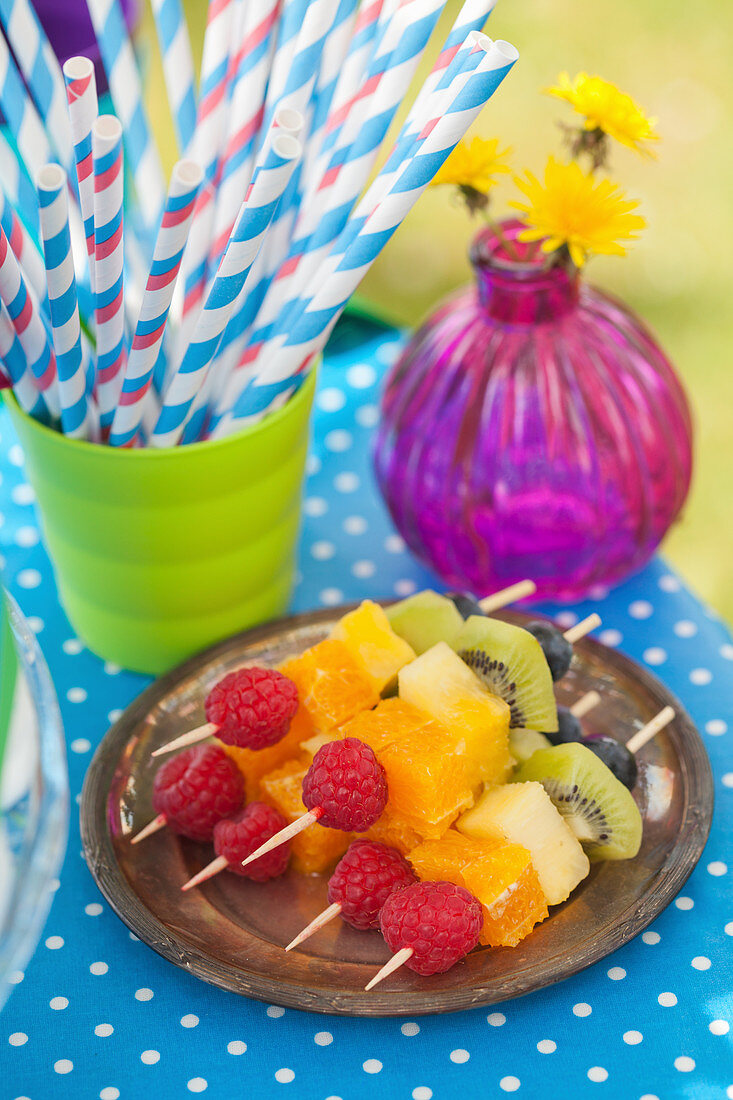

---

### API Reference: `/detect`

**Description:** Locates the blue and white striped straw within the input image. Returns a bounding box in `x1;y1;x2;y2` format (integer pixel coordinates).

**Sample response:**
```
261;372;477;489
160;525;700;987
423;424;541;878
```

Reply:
0;0;75;176
0;222;60;418
0;29;53;181
0;300;47;419
92;115;127;428
150;0;197;157
36;164;91;440
86;0;166;238
0;184;47;306
0;129;38;233
151;132;301;448
219;38;518;431
110;159;202;447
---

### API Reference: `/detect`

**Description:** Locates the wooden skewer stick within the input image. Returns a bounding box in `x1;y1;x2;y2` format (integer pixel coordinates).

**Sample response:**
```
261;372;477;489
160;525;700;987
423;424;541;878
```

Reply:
627;706;675;755
364;946;414;991
569;690;602;719
239;809;323;869
130;813;167;844
151;721;219;758
563;613;601;645
181;854;229;891
478;579;537;614
285;902;342;951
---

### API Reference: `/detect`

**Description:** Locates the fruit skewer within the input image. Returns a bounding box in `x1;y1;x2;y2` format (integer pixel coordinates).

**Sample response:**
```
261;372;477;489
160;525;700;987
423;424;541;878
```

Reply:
284;841;416;949
153;582;539;760
151;667;298;759
130;745;244;844
365;881;483;990
181;802;293;889
186;739;388;884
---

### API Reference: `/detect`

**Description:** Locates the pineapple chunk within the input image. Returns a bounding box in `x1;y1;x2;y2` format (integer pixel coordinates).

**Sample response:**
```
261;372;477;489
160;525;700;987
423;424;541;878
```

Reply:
457;782;590;906
398;642;512;784
330;600;416;693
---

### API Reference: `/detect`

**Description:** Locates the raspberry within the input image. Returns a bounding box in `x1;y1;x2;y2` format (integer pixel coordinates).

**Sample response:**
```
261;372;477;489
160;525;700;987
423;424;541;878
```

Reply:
379;881;483;975
302;737;388;832
152;744;244;842
328;841;416;930
214;802;291;882
205;667;298;750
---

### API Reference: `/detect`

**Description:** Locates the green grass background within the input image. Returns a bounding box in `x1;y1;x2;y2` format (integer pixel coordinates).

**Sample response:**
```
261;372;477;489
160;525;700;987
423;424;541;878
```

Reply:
140;0;732;622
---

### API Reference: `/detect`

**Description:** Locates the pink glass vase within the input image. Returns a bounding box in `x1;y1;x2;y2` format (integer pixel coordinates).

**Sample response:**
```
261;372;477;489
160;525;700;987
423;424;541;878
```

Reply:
373;221;693;601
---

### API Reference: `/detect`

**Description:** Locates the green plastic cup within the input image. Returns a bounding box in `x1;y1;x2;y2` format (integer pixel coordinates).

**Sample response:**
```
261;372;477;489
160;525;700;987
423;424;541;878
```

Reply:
4;373;316;675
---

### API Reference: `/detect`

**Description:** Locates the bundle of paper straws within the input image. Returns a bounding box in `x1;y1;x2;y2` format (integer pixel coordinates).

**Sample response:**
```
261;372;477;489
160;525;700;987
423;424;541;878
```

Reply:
0;0;518;447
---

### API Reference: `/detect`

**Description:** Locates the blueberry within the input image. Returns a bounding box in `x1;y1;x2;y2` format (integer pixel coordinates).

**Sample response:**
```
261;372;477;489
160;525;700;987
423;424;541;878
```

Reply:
526;620;573;682
544;707;582;745
447;591;484;620
583;735;638;790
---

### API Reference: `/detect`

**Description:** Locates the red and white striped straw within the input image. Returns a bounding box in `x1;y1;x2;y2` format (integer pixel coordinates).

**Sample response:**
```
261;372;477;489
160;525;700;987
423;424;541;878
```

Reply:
109;159;203;447
0;224;60;418
209;0;281;268
37;163;92;440
92;115;127;429
63;56;99;295
178;0;238;345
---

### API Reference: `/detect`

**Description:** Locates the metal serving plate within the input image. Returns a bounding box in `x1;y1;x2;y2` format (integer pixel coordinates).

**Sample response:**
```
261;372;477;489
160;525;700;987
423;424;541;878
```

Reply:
80;607;713;1016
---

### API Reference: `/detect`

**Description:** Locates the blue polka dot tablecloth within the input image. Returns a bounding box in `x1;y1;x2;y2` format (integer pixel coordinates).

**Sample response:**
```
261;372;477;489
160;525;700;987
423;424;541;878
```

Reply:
1;313;732;1100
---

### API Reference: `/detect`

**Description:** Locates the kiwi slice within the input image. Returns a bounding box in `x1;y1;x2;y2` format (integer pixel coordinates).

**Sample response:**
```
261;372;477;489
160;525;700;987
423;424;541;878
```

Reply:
452;616;559;732
386;590;463;655
515;743;643;861
509;728;553;764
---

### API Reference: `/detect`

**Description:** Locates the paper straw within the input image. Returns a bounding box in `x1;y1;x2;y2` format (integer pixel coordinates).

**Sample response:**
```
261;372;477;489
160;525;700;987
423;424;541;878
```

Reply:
0;30;53;180
219;39;518;430
249;0;445;349
0;186;46;307
186;106;304;440
63;56;99;296
92;115;127;428
0;129;38;233
0;223;60;418
151;133;301;447
402;0;496;132
208;0;282;269
86;0;166;237
37;164;91;440
109;159;203;447
177;0;238;339
261;0;312;136
0;0;75;176
306;0;361;143
150;0;197;157
0;301;47;418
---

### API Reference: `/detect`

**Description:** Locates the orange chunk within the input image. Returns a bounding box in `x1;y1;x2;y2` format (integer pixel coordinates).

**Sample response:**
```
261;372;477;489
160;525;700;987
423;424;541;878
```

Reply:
340;697;430;754
223;705;314;800
408;831;548;947
330;600;416;692
259;756;351;874
365;804;425;856
378;726;475;839
279;639;378;733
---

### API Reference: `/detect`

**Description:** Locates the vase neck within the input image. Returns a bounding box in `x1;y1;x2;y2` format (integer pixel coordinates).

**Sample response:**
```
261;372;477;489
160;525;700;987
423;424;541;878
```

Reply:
470;221;579;324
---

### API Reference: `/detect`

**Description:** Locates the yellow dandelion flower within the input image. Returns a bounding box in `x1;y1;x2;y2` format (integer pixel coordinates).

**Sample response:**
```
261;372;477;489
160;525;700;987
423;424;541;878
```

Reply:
546;72;659;155
431;137;512;194
510;157;645;268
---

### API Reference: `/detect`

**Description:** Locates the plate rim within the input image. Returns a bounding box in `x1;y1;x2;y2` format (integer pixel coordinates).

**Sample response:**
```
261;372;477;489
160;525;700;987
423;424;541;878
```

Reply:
80;605;715;1016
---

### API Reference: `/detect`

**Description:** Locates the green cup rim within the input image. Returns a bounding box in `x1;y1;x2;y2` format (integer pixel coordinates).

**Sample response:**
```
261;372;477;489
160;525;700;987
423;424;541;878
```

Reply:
2;368;317;462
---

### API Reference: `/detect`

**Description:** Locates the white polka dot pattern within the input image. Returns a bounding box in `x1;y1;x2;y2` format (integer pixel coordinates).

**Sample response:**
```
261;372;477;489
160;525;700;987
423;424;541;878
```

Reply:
0;324;731;1100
